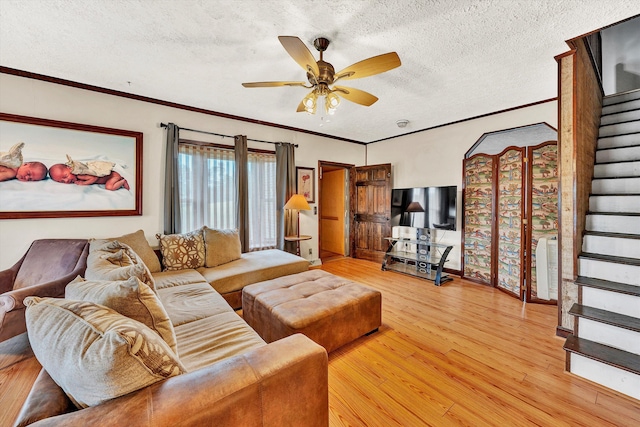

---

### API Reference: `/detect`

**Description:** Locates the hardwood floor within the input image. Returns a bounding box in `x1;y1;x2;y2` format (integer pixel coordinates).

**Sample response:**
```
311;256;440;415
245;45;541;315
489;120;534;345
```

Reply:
1;257;638;426
320;258;639;426
320;249;345;263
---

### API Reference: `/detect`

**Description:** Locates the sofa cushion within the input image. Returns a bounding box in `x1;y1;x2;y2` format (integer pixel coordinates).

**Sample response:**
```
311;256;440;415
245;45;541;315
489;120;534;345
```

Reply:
175;312;265;372
151;269;207;290
203;227;242;268
158;229;205;271
197;249;309;295
24;297;185;408
85;240;155;291
65;276;177;353
105;229;161;273
157;282;231;328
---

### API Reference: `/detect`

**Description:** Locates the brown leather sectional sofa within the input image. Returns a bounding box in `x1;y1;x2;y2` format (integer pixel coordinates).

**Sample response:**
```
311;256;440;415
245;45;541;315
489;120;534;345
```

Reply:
3;238;328;426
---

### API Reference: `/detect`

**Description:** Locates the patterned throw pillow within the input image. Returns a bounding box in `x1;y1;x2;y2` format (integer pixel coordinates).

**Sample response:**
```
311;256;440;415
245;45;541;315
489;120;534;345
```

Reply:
24;297;186;408
86;240;156;291
203;227;242;268
65;276;177;353
158;229;206;271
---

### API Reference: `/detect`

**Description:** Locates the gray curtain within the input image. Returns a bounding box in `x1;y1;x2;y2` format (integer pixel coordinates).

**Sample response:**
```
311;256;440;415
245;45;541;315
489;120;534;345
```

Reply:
276;143;296;253
163;123;181;234
234;135;250;252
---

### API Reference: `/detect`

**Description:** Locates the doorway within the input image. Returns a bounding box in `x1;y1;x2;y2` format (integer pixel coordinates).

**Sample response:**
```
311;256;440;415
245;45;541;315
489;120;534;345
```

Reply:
318;161;353;262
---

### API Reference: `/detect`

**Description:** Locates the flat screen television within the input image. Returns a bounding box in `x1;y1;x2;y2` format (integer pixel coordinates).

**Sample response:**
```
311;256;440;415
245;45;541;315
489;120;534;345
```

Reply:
390;186;457;231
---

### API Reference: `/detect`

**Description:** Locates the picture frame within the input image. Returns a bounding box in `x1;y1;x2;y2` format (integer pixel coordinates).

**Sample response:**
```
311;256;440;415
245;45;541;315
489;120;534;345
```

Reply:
0;113;143;219
296;166;315;203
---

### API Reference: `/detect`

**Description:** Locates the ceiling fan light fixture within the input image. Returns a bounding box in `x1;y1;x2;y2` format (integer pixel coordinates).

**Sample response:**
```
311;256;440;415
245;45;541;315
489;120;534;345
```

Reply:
325;92;340;115
303;91;317;114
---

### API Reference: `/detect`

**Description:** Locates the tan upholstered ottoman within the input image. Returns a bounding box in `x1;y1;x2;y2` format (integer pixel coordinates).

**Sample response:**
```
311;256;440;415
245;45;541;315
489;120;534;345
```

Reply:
242;269;382;353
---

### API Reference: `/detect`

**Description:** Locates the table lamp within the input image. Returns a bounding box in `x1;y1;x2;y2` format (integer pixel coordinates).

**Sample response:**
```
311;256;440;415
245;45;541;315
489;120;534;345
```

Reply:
284;194;311;237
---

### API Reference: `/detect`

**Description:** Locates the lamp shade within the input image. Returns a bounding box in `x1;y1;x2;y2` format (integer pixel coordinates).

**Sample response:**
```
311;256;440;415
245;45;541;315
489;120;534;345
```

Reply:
284;194;311;210
405;201;424;213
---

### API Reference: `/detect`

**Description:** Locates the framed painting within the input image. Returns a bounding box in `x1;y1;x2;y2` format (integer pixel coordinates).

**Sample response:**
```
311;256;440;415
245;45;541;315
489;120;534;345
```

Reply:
296;166;315;203
0;113;142;219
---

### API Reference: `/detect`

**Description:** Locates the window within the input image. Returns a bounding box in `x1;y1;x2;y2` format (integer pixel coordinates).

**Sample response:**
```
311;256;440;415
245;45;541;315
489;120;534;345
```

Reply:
178;141;276;250
248;151;276;250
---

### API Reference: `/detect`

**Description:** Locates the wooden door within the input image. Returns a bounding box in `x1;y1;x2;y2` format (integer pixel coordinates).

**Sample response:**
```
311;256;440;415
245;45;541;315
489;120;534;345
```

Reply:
496;147;525;299
350;164;392;263
320;168;346;255
462;154;495;285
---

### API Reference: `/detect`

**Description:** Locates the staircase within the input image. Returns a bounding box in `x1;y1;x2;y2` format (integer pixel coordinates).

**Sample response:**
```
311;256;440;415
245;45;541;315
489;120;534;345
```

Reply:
563;89;640;400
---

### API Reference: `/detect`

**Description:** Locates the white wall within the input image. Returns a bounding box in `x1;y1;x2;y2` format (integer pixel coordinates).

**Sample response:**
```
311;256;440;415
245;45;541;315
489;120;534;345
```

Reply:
366;101;558;270
0;72;558;272
0;73;365;269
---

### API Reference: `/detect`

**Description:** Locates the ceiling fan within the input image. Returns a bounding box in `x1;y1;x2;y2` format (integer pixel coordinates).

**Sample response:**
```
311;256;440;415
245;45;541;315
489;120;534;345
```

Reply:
242;36;401;115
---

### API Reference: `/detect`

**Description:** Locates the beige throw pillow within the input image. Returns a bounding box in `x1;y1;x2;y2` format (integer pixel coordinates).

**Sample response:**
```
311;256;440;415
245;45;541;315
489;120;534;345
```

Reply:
158;229;205;271
86;240;156;291
203;227;242;267
65;276;177;353
106;230;162;273
24;297;186;408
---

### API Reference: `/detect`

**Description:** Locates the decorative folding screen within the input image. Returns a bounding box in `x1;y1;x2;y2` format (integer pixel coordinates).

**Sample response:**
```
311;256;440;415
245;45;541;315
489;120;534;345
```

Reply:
527;143;558;300
463;154;494;284
496;148;525;298
462;142;558;303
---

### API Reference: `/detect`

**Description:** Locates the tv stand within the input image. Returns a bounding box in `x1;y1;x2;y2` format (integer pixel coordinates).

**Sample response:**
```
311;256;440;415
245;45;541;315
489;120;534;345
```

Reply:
381;234;453;286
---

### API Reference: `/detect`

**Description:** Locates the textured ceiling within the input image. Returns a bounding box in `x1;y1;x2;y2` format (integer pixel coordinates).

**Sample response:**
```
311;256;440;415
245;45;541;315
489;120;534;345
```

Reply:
0;1;638;143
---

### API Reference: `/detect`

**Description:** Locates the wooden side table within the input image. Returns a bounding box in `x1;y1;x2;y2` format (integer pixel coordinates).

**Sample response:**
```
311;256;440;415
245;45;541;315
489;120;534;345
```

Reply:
285;235;311;256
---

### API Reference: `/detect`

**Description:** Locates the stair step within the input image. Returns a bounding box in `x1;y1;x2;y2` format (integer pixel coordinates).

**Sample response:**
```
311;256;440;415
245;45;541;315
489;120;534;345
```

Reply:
584;230;640;239
568;352;640;400
589;194;640;212
586;213;640;235
564;335;640;374
603;89;640;106
592;177;640;194
600;108;640;126
576;276;640;296
581;286;640;319
570;304;640;354
597;133;639;149
582;233;640;259
570;303;640;333
602;98;640;116
580;252;640;266
578;254;640;286
594;160;640;178
596;145;640;163
599;121;640;138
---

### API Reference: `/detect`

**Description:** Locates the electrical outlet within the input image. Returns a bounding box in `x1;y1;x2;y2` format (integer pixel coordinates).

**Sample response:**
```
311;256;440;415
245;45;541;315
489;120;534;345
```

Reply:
308;248;312;255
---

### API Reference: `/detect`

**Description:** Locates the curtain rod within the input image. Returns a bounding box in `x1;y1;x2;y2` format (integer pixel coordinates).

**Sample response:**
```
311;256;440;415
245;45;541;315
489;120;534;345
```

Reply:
160;123;298;147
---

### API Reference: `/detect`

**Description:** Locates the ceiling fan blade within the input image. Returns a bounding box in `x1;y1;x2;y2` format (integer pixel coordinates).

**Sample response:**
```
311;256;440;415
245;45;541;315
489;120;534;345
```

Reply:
334;52;401;82
278;36;320;77
333;86;378;106
242;81;308;88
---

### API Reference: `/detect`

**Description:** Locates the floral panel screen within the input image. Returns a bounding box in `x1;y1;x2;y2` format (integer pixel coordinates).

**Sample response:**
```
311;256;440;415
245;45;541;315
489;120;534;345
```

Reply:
463;155;493;284
496;149;524;296
529;143;558;299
